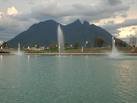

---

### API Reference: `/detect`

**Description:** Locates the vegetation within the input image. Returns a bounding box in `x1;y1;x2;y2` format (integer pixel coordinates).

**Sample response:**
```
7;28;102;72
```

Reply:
95;37;105;47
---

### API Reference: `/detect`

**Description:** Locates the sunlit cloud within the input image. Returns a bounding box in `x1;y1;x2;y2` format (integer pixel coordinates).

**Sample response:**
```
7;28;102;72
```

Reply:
94;16;125;26
118;26;137;38
7;6;18;16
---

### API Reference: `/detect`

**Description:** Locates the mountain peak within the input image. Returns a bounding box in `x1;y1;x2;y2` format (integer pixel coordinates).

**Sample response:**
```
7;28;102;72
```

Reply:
73;19;82;24
7;19;115;48
43;19;58;24
83;21;90;26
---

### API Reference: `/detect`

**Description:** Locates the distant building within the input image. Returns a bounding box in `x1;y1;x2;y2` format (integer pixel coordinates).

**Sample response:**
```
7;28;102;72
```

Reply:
26;46;45;51
0;41;4;46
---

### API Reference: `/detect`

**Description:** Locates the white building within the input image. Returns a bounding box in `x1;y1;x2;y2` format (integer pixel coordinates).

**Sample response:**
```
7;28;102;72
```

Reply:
0;41;4;46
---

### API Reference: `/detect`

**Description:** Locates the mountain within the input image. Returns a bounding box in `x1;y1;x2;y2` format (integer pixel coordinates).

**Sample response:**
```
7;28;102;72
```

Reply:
7;19;127;48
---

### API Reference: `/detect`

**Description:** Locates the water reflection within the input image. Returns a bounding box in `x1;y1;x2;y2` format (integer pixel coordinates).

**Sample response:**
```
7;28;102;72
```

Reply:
27;55;30;63
0;55;3;62
56;56;66;79
0;55;137;103
116;61;137;103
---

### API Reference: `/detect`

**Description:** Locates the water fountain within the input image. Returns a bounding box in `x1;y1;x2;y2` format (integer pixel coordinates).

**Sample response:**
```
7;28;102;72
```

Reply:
109;37;120;58
1;46;3;50
17;43;23;56
57;25;64;54
81;46;84;53
27;46;30;50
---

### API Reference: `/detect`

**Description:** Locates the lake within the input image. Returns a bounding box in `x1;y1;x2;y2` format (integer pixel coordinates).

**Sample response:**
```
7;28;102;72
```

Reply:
0;55;137;103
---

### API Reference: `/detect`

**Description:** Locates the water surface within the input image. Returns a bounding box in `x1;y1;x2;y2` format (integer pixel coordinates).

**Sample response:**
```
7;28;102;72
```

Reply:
0;55;137;103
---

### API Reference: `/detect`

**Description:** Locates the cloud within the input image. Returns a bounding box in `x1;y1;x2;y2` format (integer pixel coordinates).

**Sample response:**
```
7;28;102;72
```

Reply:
123;19;137;27
27;0;129;24
7;6;18;16
0;6;34;40
107;0;122;5
101;19;137;37
103;19;137;30
0;0;136;40
0;11;33;40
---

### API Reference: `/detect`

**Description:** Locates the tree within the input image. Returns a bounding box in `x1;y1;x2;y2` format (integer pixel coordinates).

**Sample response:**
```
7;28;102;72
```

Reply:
129;35;137;47
0;41;8;48
73;42;80;49
95;37;104;47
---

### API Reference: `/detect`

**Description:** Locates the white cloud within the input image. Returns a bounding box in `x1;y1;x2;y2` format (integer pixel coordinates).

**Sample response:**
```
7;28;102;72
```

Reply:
7;6;18;16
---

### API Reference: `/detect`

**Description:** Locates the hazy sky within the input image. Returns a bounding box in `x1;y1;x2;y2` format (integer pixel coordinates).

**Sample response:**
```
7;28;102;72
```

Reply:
0;0;137;40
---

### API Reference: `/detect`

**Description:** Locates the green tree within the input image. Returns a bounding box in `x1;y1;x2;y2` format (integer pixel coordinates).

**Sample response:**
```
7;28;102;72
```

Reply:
95;37;104;47
73;42;80;49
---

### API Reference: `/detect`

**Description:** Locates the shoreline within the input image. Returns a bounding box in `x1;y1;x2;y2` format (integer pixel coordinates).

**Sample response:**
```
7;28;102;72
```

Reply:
25;52;137;55
1;47;137;56
0;52;136;56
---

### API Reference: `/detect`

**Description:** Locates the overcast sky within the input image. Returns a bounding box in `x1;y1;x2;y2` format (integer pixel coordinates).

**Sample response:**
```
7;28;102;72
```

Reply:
0;0;137;40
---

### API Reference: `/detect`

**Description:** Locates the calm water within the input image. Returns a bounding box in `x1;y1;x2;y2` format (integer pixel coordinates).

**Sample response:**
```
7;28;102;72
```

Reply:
0;55;137;103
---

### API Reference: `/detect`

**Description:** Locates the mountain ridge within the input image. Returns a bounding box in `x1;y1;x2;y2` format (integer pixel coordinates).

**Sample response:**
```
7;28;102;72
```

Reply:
7;19;126;48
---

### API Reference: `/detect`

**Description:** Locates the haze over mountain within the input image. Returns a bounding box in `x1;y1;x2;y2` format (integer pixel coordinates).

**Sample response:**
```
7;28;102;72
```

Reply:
7;19;126;48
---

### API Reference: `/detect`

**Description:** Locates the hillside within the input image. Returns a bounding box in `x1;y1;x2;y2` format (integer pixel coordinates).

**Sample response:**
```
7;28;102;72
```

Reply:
7;19;127;48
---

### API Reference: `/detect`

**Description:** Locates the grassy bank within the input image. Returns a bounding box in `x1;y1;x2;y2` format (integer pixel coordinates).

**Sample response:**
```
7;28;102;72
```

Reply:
24;47;133;53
